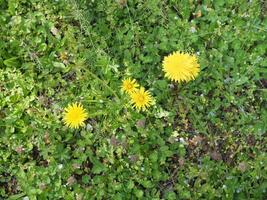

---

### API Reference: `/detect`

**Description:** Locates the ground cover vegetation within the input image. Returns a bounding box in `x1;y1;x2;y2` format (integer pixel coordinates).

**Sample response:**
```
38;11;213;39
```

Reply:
0;0;266;199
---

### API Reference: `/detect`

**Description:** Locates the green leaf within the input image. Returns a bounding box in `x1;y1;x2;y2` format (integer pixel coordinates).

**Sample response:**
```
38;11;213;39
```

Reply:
234;77;249;86
4;57;19;67
82;175;90;184
91;159;107;174
134;189;143;198
53;62;65;69
8;193;26;200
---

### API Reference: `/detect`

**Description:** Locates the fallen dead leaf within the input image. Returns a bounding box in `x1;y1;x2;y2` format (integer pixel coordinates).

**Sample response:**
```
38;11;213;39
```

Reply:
210;151;222;161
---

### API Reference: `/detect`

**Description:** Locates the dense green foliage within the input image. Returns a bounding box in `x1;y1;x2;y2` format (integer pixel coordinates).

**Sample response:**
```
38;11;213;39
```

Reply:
0;0;266;199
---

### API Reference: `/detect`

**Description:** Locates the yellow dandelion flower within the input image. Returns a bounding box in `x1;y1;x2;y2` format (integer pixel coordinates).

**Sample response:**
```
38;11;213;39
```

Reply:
130;87;153;111
63;102;88;129
162;51;200;83
121;78;139;94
